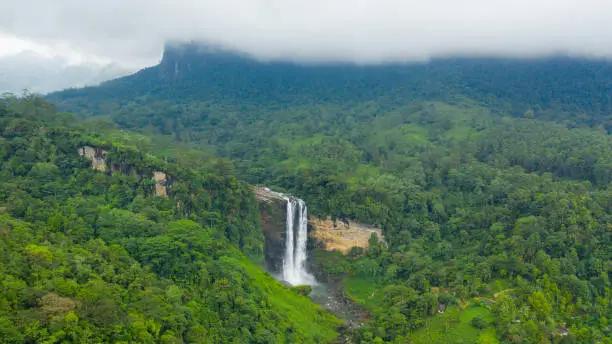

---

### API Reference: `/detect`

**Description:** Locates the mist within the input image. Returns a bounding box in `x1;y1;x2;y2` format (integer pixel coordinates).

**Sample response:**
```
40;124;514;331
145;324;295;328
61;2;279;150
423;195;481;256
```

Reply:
1;0;611;67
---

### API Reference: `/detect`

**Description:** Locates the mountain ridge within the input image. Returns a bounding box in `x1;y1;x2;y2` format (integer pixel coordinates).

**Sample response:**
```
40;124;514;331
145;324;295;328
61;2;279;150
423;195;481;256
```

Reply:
49;43;612;129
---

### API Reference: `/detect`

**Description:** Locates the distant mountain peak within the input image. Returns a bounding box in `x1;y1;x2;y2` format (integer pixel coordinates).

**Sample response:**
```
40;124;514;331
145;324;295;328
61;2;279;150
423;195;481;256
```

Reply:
48;48;612;129
160;41;258;64
163;41;241;56
158;41;261;81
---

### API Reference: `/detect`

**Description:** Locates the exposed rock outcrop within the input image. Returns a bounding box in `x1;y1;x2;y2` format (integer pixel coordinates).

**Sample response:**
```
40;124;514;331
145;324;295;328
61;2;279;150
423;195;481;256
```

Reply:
253;186;286;204
152;171;168;198
253;186;289;274
77;146;107;171
78;146;171;198
254;186;385;268
310;218;383;254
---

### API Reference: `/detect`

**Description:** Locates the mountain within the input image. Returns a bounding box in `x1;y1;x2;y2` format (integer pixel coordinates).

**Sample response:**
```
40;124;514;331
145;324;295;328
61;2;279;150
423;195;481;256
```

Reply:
50;42;612;129
0;51;131;94
42;43;612;343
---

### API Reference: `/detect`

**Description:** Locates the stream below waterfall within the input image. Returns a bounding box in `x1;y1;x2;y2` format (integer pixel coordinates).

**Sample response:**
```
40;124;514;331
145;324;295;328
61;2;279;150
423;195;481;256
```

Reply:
309;278;368;329
265;191;368;333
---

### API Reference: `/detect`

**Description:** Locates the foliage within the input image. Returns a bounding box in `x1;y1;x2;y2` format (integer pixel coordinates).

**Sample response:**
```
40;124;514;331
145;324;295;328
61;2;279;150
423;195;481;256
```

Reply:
408;305;498;344
472;315;489;329
0;95;339;343
290;285;313;297
43;49;612;343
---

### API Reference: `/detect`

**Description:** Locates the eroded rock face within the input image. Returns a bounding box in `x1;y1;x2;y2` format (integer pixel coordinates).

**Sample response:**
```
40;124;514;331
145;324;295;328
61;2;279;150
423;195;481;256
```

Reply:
253;187;286;204
310;218;383;254
152;171;168;198
254;187;288;274
77;146;107;172
78;146;172;199
254;186;385;270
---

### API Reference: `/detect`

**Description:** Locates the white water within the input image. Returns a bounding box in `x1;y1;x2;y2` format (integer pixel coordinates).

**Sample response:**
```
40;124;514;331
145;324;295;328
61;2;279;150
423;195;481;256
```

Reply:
282;197;316;286
283;198;296;283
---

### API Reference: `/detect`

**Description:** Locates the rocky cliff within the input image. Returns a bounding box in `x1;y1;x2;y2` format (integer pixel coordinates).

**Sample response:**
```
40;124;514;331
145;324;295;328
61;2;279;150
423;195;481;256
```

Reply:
310;218;383;254
152;171;168;198
254;186;384;276
253;187;289;274
78;146;108;172
78;146;169;198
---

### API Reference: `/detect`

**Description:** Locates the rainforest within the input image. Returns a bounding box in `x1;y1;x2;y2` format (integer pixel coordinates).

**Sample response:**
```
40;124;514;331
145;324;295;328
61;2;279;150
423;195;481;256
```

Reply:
0;43;611;344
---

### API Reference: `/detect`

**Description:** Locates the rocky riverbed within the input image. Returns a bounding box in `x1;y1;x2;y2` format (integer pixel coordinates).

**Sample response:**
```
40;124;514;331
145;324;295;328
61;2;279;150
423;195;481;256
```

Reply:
309;276;369;343
310;278;366;328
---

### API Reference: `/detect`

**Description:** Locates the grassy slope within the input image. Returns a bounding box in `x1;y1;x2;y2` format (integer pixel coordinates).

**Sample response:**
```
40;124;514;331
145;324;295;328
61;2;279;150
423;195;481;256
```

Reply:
344;277;385;311
241;257;341;343
409;305;498;344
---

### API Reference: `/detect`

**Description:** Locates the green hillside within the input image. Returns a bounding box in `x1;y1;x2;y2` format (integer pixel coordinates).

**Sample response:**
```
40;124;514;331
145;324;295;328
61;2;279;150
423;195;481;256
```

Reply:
0;94;340;343
34;49;612;343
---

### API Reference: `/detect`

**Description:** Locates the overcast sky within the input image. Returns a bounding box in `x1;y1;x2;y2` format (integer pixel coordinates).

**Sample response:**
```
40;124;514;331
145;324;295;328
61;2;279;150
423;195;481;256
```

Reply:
1;0;612;68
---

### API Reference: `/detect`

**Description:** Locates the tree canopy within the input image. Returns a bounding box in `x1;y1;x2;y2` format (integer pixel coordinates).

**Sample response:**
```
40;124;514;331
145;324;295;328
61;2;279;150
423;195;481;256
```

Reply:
18;49;612;343
0;94;340;343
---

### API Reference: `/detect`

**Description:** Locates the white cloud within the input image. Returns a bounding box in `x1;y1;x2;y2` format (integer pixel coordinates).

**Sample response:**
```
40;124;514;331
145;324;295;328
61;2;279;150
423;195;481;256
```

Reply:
0;34;54;58
0;33;112;66
1;0;611;67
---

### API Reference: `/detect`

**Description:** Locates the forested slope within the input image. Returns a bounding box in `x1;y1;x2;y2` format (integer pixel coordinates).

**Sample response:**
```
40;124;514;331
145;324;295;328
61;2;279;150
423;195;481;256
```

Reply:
46;46;612;344
50;43;612;130
0;94;340;343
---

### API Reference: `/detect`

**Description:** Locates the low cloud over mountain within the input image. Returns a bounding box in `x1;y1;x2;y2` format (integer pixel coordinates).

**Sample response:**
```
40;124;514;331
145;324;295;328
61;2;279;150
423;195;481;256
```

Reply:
0;0;611;67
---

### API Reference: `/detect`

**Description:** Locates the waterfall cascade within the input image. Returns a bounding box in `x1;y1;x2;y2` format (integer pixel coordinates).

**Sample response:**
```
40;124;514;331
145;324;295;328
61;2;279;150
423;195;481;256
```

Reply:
282;197;316;286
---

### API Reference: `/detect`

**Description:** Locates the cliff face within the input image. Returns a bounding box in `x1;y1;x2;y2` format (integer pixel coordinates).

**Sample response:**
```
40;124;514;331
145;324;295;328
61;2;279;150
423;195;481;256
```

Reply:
78;146;107;172
254;186;385;276
310;218;383;254
152;171;168;198
158;42;259;83
253;187;288;274
78;146;169;198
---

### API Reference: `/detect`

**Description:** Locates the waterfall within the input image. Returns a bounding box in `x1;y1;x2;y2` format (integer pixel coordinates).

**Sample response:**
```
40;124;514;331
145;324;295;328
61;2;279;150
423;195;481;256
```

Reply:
283;198;296;282
282;197;316;286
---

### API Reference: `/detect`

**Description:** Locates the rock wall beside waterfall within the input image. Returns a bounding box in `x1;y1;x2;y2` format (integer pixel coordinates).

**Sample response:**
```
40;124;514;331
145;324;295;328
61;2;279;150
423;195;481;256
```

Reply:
254;186;385;277
254;187;288;274
310;218;383;254
254;187;315;285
